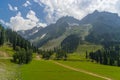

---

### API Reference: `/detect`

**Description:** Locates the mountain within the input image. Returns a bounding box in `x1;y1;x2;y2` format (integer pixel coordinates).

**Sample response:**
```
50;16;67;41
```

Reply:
81;10;120;43
17;27;43;39
20;16;81;48
18;10;120;50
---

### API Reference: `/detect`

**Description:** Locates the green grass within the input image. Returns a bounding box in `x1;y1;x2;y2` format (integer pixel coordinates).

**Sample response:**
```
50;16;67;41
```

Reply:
20;60;103;80
0;45;15;57
76;44;102;54
0;59;20;80
1;44;120;80
67;44;102;60
59;60;120;80
61;44;120;80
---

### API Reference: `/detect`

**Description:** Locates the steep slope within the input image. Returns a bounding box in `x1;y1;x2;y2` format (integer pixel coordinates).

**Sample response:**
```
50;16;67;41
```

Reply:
81;10;120;43
17;27;43;39
0;24;34;52
40;24;92;50
27;16;80;47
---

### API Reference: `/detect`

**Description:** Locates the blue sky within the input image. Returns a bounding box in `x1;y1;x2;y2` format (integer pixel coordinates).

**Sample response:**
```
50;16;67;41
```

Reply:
0;0;45;22
0;0;120;31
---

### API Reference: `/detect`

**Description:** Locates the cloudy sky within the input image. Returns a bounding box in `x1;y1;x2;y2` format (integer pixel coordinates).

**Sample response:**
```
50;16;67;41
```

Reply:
0;0;120;31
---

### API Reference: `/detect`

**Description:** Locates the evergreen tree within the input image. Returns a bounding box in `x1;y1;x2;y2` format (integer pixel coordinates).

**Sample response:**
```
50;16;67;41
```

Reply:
0;27;5;45
85;51;88;59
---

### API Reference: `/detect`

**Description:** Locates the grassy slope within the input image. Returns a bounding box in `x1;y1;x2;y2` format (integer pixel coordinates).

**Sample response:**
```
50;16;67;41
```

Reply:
20;60;102;80
40;25;92;50
58;44;120;80
68;44;102;60
0;59;20;80
59;61;120;80
0;45;20;80
0;45;15;57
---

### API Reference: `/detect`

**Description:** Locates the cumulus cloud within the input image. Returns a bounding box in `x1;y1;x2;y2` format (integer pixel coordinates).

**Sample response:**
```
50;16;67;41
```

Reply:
34;0;120;24
8;4;18;11
23;1;31;7
7;10;46;31
26;10;39;22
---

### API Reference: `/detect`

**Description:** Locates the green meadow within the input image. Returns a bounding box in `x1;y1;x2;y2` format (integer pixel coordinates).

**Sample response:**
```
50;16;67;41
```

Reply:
59;60;120;80
20;60;103;80
0;45;120;80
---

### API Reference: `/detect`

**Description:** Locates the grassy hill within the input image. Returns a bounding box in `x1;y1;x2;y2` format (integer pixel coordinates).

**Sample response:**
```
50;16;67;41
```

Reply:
0;59;20;80
66;44;102;60
0;45;15;57
0;45;20;80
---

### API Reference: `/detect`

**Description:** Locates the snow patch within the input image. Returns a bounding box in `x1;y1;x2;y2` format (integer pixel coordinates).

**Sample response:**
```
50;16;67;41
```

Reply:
40;33;46;39
33;30;38;34
68;23;79;26
29;30;38;36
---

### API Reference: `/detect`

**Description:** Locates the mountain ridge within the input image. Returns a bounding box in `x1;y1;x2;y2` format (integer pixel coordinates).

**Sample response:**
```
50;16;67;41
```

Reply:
18;10;120;49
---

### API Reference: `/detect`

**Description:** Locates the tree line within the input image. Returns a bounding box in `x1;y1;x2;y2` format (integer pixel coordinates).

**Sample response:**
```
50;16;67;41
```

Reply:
88;41;120;66
38;47;67;60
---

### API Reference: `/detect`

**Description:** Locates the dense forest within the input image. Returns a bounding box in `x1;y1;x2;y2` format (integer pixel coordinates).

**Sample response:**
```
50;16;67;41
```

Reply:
0;24;36;64
61;35;80;53
88;41;120;66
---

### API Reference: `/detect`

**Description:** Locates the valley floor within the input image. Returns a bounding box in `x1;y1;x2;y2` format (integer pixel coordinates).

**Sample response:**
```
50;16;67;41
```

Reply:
0;45;119;80
1;59;120;80
20;60;103;80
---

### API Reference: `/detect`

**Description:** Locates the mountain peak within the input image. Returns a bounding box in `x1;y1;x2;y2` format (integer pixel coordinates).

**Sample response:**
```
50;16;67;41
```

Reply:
93;10;99;14
80;10;119;25
56;16;79;24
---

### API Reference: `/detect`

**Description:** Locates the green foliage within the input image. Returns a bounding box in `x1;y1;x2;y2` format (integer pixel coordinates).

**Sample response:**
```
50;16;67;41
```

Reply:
61;35;80;53
0;25;5;45
6;29;34;50
13;47;33;64
55;49;67;60
0;24;37;64
38;49;53;60
42;50;53;60
89;41;120;66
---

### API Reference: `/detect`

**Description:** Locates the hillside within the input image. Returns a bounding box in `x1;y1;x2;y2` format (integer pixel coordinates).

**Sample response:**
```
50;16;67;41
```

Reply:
0;45;15;58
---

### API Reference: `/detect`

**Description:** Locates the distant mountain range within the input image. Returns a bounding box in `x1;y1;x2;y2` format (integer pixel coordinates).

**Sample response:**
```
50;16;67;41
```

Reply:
18;10;120;50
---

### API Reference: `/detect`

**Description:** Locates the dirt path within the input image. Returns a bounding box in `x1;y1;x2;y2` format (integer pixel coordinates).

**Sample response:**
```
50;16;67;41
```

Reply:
36;54;42;60
0;51;9;57
52;61;112;80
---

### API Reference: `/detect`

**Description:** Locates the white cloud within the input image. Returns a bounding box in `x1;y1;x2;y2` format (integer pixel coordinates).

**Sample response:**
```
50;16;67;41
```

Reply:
23;1;31;7
8;4;18;11
34;0;120;24
7;10;46;31
26;10;39;22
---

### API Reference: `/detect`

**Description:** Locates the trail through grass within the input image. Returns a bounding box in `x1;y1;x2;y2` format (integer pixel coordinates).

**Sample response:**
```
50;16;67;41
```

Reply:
59;60;120;80
20;60;103;80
